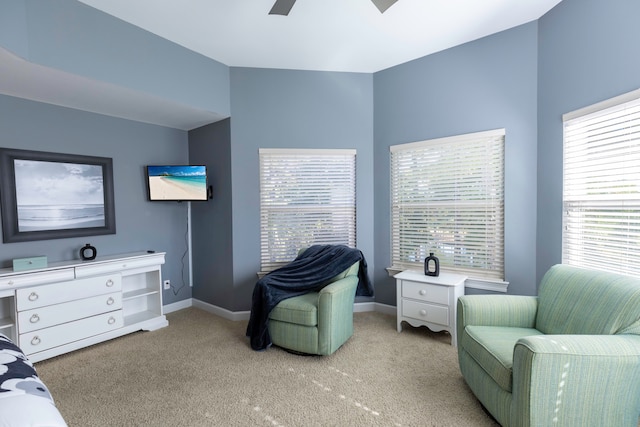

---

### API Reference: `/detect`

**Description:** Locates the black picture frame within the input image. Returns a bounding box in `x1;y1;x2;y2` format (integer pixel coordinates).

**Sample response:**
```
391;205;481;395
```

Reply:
0;148;116;243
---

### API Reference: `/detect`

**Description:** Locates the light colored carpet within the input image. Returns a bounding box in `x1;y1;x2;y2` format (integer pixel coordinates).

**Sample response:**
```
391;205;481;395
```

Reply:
35;308;498;426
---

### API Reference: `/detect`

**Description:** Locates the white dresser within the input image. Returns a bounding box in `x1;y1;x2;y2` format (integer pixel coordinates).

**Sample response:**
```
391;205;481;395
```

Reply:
394;270;466;346
0;252;168;362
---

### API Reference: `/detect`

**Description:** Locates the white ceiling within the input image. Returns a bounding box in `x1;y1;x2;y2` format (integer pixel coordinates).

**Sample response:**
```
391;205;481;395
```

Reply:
1;0;564;130
78;0;563;73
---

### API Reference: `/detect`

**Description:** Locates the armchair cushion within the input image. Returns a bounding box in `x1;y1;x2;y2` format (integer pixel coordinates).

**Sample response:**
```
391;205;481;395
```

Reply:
269;293;318;326
462;326;542;392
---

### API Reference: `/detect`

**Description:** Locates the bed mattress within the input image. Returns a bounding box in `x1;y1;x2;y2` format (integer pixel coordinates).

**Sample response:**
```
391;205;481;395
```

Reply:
0;334;67;426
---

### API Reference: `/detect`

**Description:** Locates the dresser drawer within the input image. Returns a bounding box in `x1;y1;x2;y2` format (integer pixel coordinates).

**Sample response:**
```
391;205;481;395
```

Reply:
401;281;449;305
0;268;74;288
19;310;123;355
18;292;122;334
75;253;165;278
16;274;122;311
402;300;449;326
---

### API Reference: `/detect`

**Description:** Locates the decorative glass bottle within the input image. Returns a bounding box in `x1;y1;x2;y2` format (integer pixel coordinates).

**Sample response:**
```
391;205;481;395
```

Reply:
424;252;440;277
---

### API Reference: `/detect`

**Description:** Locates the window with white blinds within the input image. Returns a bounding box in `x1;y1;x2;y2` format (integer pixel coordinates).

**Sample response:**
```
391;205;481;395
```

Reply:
259;148;357;273
562;89;640;276
390;129;505;280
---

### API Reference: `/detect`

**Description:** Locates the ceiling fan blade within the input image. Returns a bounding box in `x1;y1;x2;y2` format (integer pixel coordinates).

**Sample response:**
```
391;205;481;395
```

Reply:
371;0;398;13
269;0;297;16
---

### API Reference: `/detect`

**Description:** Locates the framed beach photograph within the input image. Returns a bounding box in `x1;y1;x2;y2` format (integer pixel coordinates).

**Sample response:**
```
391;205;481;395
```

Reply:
0;148;116;243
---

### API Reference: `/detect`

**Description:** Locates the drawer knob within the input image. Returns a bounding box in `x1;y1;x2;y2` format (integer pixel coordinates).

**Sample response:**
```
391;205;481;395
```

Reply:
106;279;114;287
419;290;427;296
107;297;115;305
28;292;39;301
419;309;427;316
108;316;116;325
7;280;14;285
30;314;40;323
31;336;41;346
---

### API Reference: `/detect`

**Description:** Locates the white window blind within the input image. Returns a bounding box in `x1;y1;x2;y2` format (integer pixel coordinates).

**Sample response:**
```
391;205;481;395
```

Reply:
390;129;505;280
259;148;357;273
562;89;640;276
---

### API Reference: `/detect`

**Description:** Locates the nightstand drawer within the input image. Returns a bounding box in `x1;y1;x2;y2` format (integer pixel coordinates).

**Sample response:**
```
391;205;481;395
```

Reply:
402;300;449;326
402;281;449;305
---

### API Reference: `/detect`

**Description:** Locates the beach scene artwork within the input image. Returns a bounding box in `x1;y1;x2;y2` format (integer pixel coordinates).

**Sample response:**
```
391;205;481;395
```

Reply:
14;159;106;232
147;165;207;201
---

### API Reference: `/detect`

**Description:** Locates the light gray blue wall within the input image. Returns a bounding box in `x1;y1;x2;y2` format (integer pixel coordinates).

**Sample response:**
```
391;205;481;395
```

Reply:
0;0;28;57
0;0;230;116
536;0;640;283
373;23;539;300
229;67;375;311
189;119;234;307
0;95;192;305
2;0;637;311
0;0;232;307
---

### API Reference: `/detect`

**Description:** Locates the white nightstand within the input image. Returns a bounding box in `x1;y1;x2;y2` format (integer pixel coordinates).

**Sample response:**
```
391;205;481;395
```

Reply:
394;270;466;346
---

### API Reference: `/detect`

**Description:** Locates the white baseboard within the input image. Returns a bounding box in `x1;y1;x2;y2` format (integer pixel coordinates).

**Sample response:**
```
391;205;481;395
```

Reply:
371;302;396;316
192;299;251;321
353;302;376;312
163;299;193;314
163;298;393;321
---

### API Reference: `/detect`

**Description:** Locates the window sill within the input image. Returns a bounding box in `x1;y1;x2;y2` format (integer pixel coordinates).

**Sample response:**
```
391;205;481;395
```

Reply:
386;267;509;293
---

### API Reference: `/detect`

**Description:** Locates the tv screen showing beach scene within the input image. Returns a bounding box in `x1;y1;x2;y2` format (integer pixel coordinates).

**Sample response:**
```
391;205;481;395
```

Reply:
147;165;208;201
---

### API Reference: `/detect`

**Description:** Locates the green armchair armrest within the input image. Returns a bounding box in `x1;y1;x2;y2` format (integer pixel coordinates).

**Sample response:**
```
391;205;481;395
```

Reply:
512;334;640;427
457;295;539;346
318;275;359;355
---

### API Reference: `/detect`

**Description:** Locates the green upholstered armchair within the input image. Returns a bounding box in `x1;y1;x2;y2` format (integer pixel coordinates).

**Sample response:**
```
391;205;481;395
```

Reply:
457;264;640;427
267;260;360;355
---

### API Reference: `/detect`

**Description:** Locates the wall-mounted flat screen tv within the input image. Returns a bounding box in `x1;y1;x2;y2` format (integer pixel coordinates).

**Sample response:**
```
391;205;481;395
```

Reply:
146;165;208;201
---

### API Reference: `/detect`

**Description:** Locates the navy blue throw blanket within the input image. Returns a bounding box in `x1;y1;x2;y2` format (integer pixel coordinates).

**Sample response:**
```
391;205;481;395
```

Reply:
246;245;373;351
